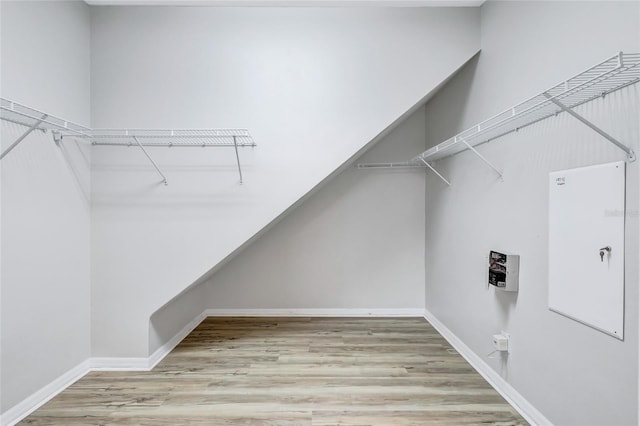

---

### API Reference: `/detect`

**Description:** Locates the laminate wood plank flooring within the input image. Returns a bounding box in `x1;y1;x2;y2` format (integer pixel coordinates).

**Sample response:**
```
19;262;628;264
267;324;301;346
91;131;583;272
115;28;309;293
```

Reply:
21;317;527;425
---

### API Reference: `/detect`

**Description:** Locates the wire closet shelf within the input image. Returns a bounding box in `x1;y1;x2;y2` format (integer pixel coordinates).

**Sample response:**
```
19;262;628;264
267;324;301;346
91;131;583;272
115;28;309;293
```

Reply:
0;98;91;137
413;52;639;164
0;98;256;183
88;129;256;147
357;52;640;179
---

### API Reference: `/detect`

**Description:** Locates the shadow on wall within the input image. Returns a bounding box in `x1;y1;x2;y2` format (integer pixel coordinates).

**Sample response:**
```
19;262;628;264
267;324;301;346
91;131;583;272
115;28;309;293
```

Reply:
58;137;92;205
495;287;518;324
424;54;480;149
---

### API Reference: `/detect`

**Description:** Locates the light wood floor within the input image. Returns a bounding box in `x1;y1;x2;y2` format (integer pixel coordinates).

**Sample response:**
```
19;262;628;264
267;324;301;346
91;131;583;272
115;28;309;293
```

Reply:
21;317;527;425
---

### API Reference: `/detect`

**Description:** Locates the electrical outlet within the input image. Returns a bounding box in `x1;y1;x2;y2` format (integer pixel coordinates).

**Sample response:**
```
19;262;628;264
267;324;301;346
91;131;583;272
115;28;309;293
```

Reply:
492;332;509;351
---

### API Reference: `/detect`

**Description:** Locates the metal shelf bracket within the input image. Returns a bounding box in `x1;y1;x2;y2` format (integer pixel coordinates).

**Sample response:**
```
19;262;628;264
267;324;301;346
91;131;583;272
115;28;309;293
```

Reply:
0;113;48;160
232;135;243;184
133;136;169;186
458;137;503;180
419;158;451;186
542;92;636;162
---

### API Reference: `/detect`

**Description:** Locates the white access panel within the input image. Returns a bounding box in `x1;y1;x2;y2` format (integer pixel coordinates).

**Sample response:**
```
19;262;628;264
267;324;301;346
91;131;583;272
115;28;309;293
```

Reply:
549;161;625;339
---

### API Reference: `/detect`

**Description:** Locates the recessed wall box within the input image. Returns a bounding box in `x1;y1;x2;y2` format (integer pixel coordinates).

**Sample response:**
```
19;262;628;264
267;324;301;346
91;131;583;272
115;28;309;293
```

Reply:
489;250;519;292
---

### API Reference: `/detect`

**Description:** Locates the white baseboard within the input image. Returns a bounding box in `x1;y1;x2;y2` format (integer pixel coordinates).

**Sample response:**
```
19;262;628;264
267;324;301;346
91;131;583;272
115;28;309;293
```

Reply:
204;308;425;317
89;357;150;371
2;309;211;425
1;359;90;426
423;309;552;426
2;307;472;426
148;310;208;369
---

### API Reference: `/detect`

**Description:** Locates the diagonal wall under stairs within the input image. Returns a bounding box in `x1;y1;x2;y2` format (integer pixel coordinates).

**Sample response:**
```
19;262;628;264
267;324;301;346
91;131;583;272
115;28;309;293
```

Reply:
149;95;432;354
89;6;481;359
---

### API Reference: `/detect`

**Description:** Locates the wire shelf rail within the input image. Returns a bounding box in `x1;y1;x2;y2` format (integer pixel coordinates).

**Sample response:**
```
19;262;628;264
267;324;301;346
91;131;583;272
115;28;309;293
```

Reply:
358;52;640;185
0;98;92;137
0;98;256;184
414;51;639;165
87;129;256;147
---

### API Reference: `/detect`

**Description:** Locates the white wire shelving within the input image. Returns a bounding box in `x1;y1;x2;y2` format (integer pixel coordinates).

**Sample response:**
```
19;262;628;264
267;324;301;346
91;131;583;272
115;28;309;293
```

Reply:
0;98;91;160
358;52;640;185
87;128;255;147
0;98;256;184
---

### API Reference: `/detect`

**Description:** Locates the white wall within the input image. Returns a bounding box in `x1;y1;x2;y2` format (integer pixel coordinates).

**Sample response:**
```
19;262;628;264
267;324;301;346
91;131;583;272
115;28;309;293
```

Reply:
206;104;427;311
150;104;427;350
1;0;4;415
423;1;639;425
0;0;91;415
90;6;481;358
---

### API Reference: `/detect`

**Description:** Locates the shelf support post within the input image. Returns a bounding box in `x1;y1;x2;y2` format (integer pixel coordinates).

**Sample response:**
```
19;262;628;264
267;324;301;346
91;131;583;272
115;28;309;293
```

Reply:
133;136;168;185
419;158;451;186
459;138;503;180
0;114;48;160
232;135;243;184
543;92;636;162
